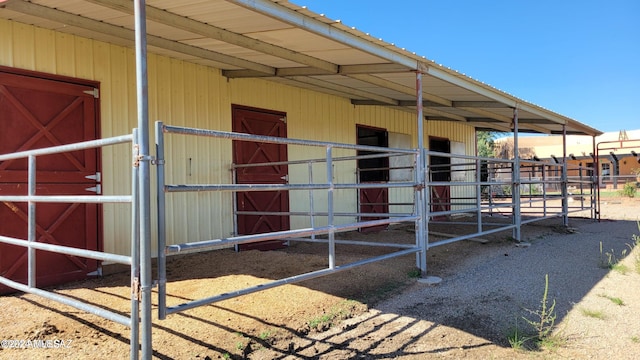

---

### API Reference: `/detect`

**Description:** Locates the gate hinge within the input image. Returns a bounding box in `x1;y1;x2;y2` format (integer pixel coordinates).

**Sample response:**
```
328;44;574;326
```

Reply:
133;154;156;167
83;88;99;98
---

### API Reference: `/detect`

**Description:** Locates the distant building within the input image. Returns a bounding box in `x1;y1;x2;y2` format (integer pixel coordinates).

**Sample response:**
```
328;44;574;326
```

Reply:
495;130;640;188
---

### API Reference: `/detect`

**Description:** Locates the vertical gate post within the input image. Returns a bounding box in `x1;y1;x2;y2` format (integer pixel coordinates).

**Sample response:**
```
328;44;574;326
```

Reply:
156;122;167;320
562;125;569;226
130;129;140;360
592;135;599;220
415;68;427;274
133;1;152;359
28;155;36;287
475;157;482;233
326;146;335;269
512;108;521;241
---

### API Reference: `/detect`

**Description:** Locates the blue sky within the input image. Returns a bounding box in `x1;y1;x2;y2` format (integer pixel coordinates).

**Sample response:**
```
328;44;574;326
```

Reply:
293;0;639;133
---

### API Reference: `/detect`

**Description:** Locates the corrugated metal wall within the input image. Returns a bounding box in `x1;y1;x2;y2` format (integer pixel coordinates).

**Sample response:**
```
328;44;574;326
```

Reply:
0;19;476;256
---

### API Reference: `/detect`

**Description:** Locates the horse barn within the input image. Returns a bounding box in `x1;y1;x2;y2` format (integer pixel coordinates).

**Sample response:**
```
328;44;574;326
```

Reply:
0;0;603;358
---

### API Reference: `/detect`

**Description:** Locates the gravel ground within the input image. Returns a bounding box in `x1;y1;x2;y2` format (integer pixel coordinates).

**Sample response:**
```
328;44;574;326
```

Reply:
313;201;640;359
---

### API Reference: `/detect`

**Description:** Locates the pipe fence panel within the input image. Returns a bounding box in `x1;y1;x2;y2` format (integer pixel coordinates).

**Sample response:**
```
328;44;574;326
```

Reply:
424;152;597;246
155;122;424;319
0;133;141;359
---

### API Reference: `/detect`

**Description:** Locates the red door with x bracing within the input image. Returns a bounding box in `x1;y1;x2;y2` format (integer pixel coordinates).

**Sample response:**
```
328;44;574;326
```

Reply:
232;106;289;251
0;67;100;293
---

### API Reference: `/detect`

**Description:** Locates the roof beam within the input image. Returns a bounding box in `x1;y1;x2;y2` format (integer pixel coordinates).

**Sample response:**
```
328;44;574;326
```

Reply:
340;63;412;74
288;76;399;105
451;101;510;108
473;122;512;132
4;0;275;75
351;100;467;122
457;107;512;123
87;0;340;74
466;117;550;134
225;63;412;78
518;118;558;125
352;99;451;108
347;74;452;106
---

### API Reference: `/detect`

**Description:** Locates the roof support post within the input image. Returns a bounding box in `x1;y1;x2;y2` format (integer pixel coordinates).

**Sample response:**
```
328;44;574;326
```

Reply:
415;69;428;275
562;125;569;227
133;1;152;359
512;108;521;241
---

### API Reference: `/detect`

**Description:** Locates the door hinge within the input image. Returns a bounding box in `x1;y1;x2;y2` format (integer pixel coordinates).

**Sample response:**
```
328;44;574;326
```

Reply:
83;88;99;98
85;185;102;194
85;172;101;182
280;117;287;123
280;174;289;182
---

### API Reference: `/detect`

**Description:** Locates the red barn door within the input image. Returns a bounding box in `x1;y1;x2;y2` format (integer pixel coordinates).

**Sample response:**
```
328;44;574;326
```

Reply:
0;68;100;293
232;106;289;251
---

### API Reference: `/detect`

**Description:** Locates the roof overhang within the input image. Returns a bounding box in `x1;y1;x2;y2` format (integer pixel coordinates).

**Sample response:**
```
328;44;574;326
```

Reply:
0;0;602;136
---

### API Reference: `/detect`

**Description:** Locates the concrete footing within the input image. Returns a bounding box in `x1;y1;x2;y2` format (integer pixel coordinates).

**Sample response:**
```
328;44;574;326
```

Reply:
418;276;442;285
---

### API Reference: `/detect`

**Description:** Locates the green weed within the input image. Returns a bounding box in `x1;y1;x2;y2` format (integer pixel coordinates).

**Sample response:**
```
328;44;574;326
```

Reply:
599;241;631;273
599;294;625;306
581;308;606;320
523;274;557;341
506;318;530;350
308;300;362;331
258;330;271;341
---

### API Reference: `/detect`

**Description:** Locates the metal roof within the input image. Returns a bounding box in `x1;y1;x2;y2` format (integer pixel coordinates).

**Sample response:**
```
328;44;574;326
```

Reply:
0;0;602;136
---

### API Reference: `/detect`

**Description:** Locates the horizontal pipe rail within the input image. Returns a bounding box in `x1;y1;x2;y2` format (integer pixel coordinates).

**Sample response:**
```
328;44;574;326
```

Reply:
285;237;417;248
0;195;132;204
0;134;133;161
235;211;413;217
166;216;418;254
163;124;417;154
0;276;132;327
165;247;420;315
232;151;414;169
429;224;517;248
0;235;132;264
165;182;417;193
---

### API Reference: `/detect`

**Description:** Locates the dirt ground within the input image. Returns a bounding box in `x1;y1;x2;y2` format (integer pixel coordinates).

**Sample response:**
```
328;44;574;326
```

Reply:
1;196;639;359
